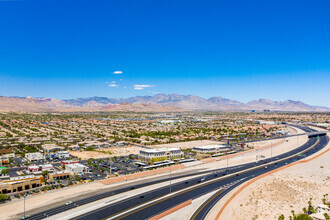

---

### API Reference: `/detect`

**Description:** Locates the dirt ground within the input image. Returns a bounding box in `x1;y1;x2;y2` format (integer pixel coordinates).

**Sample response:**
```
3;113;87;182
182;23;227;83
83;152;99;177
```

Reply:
69;146;144;159
214;143;330;220
151;140;225;149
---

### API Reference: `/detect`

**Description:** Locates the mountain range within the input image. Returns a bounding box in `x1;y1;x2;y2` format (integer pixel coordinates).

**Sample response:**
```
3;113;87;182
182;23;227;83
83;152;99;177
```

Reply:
0;94;329;112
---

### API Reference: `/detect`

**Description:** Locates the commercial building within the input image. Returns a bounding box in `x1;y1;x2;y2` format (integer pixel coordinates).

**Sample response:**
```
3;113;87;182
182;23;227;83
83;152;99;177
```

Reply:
56;151;70;159
28;164;54;172
139;148;183;161
0;175;43;194
65;163;88;175
48;171;71;181
0;157;10;165
256;120;279;125
192;145;229;154
0;149;15;158
61;160;80;166
25;152;45;162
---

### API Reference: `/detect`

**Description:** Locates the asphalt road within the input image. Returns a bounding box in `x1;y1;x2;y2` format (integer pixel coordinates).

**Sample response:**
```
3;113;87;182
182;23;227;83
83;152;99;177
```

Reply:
23;125;327;220
190;135;328;219
69;126;328;220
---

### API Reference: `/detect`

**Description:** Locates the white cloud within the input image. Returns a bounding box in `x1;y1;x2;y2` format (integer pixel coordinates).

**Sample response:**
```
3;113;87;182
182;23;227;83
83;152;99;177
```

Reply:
133;84;155;90
111;81;116;83
113;71;123;74
108;84;119;87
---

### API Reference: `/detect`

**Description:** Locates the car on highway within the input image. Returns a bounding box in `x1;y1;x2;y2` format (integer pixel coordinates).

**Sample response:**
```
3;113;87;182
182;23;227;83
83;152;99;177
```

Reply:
198;176;206;183
65;201;72;205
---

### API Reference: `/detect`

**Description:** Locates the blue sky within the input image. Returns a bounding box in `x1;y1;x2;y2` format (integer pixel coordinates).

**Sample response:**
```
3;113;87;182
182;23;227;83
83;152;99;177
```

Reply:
0;0;329;107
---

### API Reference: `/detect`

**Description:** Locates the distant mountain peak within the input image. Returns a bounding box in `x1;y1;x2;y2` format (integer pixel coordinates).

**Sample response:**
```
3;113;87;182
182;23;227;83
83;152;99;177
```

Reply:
0;94;328;112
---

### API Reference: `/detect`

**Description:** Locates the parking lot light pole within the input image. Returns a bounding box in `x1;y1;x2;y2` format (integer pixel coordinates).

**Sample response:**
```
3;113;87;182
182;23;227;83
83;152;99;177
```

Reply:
23;193;27;219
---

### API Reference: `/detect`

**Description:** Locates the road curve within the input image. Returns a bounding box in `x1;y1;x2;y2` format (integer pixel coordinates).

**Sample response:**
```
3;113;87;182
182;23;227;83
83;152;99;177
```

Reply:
68;126;328;220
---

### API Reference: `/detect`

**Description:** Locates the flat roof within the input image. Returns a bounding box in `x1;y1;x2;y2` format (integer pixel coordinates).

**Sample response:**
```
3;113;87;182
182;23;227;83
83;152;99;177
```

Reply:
66;163;87;168
193;145;227;149
141;148;181;153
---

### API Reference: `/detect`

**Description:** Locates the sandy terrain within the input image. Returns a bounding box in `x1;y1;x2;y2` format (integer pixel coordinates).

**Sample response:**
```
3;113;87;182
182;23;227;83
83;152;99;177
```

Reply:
151;140;225;149
210;138;330;220
69;146;144;159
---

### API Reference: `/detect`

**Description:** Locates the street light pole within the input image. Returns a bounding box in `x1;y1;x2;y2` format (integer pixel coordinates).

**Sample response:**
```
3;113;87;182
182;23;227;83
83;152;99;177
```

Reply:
169;166;172;193
226;152;228;174
271;141;273;160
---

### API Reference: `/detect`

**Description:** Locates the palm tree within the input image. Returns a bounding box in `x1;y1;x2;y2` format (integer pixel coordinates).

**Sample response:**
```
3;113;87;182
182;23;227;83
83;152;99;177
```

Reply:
302;207;307;214
322;194;328;205
291;210;296;220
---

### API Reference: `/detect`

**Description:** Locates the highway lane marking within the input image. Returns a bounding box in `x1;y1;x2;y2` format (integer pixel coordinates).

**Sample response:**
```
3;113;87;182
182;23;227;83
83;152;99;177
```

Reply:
190;178;247;220
33;130;319;220
190;189;224;220
31;134;304;219
104;137;321;220
29;170;222;220
214;136;328;220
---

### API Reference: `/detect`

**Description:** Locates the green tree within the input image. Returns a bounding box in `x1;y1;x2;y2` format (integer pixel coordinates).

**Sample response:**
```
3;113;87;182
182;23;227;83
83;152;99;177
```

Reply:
291;210;296;220
295;214;312;220
278;214;285;220
324;213;330;220
1;169;9;174
0;194;10;202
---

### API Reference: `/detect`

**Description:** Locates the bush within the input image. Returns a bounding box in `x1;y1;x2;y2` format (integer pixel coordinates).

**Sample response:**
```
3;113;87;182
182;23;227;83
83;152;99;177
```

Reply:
0;194;10;202
296;214;313;220
1;169;9;174
84;147;95;151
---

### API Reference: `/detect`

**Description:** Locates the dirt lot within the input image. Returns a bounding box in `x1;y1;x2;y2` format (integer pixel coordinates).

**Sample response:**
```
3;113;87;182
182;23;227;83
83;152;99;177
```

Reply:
215;144;330;220
69;146;144;159
150;140;225;149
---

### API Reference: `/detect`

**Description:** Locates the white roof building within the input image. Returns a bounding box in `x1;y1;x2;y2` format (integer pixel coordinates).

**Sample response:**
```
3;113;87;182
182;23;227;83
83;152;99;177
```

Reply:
65;163;88;175
56;151;70;159
25;153;45;162
139;148;183;161
192;145;229;154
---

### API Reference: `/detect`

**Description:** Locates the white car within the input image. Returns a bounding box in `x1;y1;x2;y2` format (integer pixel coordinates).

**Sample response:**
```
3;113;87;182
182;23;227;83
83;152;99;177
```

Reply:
65;201;72;205
199;177;206;182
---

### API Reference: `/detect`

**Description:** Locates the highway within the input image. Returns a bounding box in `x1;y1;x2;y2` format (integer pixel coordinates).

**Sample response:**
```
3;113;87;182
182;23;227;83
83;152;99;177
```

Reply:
73;126;327;220
25;125;328;220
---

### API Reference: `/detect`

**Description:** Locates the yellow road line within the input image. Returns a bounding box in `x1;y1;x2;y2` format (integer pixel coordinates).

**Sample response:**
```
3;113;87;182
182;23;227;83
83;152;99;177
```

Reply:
191;189;224;220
